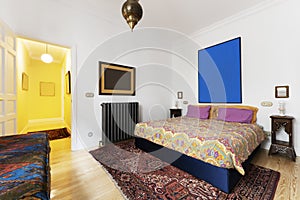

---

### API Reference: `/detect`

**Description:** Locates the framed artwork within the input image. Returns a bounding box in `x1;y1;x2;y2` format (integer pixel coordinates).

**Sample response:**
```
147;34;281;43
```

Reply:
22;73;29;91
198;37;242;103
177;91;183;99
99;61;135;95
275;85;289;98
65;71;71;94
40;82;55;96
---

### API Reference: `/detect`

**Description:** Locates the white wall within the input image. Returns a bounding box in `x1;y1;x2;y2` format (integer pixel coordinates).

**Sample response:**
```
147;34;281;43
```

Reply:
76;28;199;148
189;0;300;154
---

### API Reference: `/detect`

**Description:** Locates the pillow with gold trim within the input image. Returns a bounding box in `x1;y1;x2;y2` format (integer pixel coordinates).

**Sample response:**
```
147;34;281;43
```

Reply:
210;105;258;124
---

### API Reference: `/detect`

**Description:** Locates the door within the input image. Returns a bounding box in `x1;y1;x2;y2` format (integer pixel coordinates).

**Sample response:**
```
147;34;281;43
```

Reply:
0;20;17;136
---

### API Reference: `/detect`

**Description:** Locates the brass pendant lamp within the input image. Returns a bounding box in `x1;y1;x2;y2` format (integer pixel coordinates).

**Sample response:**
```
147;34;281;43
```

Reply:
121;0;143;31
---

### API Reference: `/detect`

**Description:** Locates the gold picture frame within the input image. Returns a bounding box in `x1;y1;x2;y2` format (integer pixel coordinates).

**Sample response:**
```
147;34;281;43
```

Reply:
99;61;135;95
22;72;29;91
65;71;71;94
40;82;55;96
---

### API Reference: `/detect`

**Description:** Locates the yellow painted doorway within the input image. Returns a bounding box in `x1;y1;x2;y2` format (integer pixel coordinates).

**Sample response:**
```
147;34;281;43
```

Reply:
16;38;72;142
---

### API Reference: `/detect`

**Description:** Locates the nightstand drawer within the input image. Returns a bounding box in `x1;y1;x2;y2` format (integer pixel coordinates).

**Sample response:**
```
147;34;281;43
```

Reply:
170;109;182;118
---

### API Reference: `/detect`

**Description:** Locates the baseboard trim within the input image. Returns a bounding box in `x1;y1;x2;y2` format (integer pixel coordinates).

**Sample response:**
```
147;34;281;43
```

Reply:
65;125;71;134
295;147;299;158
19;125;29;134
25;118;71;134
27;118;66;132
28;118;64;124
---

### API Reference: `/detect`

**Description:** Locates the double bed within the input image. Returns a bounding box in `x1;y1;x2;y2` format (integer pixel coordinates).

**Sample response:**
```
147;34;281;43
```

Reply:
134;105;266;193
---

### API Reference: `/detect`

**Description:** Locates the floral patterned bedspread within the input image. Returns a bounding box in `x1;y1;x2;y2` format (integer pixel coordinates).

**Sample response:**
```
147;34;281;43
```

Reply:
134;117;266;175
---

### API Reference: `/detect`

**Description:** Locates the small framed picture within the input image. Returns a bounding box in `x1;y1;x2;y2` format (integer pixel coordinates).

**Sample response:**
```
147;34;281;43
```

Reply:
275;85;289;98
22;73;29;91
65;71;71;94
177;91;183;99
40;82;55;96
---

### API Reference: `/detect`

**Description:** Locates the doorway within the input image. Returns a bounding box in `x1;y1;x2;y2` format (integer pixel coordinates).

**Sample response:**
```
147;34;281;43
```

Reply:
16;38;72;141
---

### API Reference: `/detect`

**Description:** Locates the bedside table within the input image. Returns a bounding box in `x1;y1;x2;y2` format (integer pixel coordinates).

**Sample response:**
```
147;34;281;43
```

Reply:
170;108;182;118
269;115;296;161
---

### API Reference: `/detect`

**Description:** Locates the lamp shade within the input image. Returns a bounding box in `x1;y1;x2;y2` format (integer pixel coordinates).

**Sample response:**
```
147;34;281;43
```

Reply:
122;0;143;31
41;53;53;63
41;44;53;63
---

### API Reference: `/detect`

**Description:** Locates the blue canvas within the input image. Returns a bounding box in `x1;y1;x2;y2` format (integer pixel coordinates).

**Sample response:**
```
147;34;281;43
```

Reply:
198;37;242;103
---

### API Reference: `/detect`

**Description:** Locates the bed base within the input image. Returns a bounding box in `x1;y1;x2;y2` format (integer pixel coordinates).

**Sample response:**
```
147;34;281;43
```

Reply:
135;137;259;193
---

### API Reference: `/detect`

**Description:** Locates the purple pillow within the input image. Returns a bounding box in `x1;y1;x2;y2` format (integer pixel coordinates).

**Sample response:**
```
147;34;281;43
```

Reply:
186;105;211;119
217;108;253;123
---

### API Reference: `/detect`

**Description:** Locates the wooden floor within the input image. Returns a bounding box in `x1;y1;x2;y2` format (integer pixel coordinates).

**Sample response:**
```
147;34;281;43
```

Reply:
50;138;300;200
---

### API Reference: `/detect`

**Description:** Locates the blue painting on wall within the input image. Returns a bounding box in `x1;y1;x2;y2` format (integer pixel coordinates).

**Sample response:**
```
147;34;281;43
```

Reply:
198;37;242;103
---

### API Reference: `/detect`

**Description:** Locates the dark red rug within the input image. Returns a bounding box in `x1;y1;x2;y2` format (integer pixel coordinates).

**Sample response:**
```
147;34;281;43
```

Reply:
29;128;70;140
90;140;280;200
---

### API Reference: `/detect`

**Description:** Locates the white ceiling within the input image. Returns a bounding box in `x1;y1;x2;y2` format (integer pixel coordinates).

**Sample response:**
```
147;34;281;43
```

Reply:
10;0;271;63
55;0;268;34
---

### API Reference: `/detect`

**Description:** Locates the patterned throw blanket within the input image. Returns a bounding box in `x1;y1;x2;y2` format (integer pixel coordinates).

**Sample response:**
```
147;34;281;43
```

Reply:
0;133;50;199
134;117;266;175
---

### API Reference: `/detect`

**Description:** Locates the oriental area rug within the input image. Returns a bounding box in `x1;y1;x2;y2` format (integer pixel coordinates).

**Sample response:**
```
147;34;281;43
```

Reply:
29;128;70;140
90;140;280;200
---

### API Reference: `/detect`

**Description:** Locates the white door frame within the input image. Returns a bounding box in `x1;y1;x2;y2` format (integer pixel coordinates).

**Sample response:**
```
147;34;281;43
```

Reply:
70;45;83;150
0;19;17;136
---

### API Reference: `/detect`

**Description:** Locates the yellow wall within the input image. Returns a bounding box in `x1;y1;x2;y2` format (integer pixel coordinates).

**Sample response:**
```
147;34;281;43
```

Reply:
17;39;71;133
62;50;72;130
16;39;30;133
28;60;62;120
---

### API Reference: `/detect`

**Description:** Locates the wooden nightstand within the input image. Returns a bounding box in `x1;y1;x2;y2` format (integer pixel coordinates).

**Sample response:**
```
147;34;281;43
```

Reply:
170;108;182;118
269;115;296;161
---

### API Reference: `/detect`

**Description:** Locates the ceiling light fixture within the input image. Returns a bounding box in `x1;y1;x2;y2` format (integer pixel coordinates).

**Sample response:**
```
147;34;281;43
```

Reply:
41;44;53;64
121;0;143;31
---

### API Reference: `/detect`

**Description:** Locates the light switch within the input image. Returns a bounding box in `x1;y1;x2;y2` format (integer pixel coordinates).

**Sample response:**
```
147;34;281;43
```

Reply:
85;92;94;98
261;101;273;107
183;101;189;105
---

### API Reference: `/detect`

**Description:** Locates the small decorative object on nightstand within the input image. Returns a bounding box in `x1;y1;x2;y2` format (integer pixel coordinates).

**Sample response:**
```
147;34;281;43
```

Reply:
269;115;296;161
170;108;182;118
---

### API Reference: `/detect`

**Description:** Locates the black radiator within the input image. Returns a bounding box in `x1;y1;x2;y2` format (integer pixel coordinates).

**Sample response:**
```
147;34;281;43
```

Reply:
101;102;139;145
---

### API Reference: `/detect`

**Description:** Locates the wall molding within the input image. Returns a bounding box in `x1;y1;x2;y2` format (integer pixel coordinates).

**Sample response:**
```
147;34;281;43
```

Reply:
65;124;71;133
295;147;300;158
28;117;64;124
191;0;286;38
27;117;66;132
22;118;71;134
